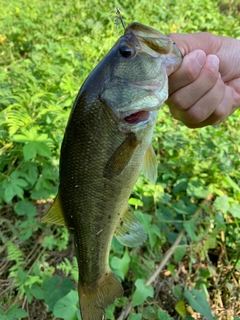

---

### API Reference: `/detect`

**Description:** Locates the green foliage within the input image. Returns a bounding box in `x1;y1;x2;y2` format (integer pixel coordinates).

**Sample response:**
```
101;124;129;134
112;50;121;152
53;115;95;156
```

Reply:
53;291;81;320
184;289;214;320
132;279;154;307
42;275;74;311
0;305;28;320
1;0;240;319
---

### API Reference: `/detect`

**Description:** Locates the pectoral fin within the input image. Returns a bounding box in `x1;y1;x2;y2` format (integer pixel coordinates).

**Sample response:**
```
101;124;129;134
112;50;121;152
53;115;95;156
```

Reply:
41;193;66;226
103;132;139;179
115;208;147;247
142;144;158;184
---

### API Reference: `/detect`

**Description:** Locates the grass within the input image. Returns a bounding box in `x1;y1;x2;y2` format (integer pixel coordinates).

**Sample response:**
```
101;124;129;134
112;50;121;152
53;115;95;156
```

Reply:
0;0;240;319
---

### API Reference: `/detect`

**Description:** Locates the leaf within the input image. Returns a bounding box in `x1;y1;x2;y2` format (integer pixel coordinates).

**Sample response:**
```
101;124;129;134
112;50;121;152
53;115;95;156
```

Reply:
36;142;51;158
175;301;187;318
173;246;186;264
172;284;182;300
53;290;80;320
23;142;37;161
42;275;74;311
132;279;154;307
3;182;15;203
0;305;28;320
127;314;142;320
105;303;115;320
14;200;36;216
183;220;197;241
187;179;211;199
111;249;130;280
213;196;229;213
157;309;175;320
30;284;45;300
134;211;160;248
229;203;240;219
184;289;214;320
23;141;51;160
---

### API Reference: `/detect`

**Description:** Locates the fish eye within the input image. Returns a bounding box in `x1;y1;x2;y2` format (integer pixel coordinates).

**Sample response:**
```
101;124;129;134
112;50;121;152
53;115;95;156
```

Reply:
119;44;135;58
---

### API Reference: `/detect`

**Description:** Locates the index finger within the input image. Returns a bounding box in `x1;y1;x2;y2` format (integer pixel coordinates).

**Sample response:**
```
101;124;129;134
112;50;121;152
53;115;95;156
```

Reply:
168;50;206;95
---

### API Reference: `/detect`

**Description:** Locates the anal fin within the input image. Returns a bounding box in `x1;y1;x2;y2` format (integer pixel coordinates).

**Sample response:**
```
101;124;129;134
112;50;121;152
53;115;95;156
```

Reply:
41;193;66;226
115;208;147;247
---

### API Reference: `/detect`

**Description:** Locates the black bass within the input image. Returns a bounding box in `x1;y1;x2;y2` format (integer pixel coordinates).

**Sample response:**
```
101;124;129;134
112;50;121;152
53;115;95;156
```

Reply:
42;22;182;320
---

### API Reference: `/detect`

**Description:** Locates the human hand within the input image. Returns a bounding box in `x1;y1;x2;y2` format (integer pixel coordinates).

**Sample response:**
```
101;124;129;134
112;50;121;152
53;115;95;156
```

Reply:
166;32;240;128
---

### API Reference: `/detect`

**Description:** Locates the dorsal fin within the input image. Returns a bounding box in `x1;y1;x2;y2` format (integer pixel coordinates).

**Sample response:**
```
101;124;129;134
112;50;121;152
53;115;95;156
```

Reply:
41;193;66;226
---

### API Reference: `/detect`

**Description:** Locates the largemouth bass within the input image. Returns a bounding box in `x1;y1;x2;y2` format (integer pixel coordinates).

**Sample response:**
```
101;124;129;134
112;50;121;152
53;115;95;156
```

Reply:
42;22;182;320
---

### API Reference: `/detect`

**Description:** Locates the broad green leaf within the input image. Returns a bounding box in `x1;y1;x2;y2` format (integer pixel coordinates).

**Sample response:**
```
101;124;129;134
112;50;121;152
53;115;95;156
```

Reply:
175;301;187;318
23;142;37;161
173;246;186;264
111;249;130;280
157;309;174;319
14;200;36;216
229;203;240;219
42;275;74;311
213;196;229;213
3;183;15;203
184;289;213;320
105;303;115;320
0;305;28;320
172;284;182;300
132;279;154;307
142;306;158;319
183;220;197;241
187;179;211;199
30;284;45;300
36;142;51;158
53;290;80;320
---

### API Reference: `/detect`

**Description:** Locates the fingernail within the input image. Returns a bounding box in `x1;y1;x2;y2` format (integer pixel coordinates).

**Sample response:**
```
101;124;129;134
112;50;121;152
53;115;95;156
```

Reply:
195;50;206;68
208;54;219;69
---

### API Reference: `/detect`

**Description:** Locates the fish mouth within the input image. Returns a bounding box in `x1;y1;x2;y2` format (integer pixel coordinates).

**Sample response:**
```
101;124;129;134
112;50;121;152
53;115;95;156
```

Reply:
121;107;159;125
123;110;150;124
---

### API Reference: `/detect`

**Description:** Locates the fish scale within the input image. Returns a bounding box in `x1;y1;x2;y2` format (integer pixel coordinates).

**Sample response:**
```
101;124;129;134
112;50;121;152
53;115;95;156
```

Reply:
42;22;182;320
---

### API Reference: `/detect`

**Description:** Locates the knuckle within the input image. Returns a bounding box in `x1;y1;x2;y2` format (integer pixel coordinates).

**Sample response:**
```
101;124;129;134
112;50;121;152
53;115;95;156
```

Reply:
168;94;188;111
203;65;218;84
184;64;199;82
213;104;228;120
185;110;202;124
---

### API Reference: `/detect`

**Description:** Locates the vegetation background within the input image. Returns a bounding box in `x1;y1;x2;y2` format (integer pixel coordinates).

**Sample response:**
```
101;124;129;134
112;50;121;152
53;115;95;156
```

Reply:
0;0;240;319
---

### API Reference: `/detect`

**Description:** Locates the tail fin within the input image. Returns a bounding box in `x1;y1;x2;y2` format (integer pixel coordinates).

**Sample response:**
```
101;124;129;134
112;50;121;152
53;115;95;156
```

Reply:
79;272;123;320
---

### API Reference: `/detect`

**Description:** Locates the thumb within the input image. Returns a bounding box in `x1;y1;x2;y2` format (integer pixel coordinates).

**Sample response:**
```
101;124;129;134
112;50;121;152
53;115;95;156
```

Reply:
168;32;219;57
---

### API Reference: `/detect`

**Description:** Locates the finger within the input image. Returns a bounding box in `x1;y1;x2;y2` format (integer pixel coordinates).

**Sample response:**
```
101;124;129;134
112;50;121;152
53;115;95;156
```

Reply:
178;85;234;128
168;50;206;95
167;54;220;111
226;78;240;109
169;76;225;124
169;75;225;124
168;32;219;56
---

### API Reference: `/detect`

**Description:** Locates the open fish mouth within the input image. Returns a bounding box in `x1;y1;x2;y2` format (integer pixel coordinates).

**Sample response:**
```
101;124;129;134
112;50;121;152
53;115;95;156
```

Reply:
121;106;159;126
123;110;150;124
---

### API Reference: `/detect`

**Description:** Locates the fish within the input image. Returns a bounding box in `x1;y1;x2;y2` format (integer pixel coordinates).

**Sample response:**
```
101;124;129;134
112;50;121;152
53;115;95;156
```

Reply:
42;22;182;320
